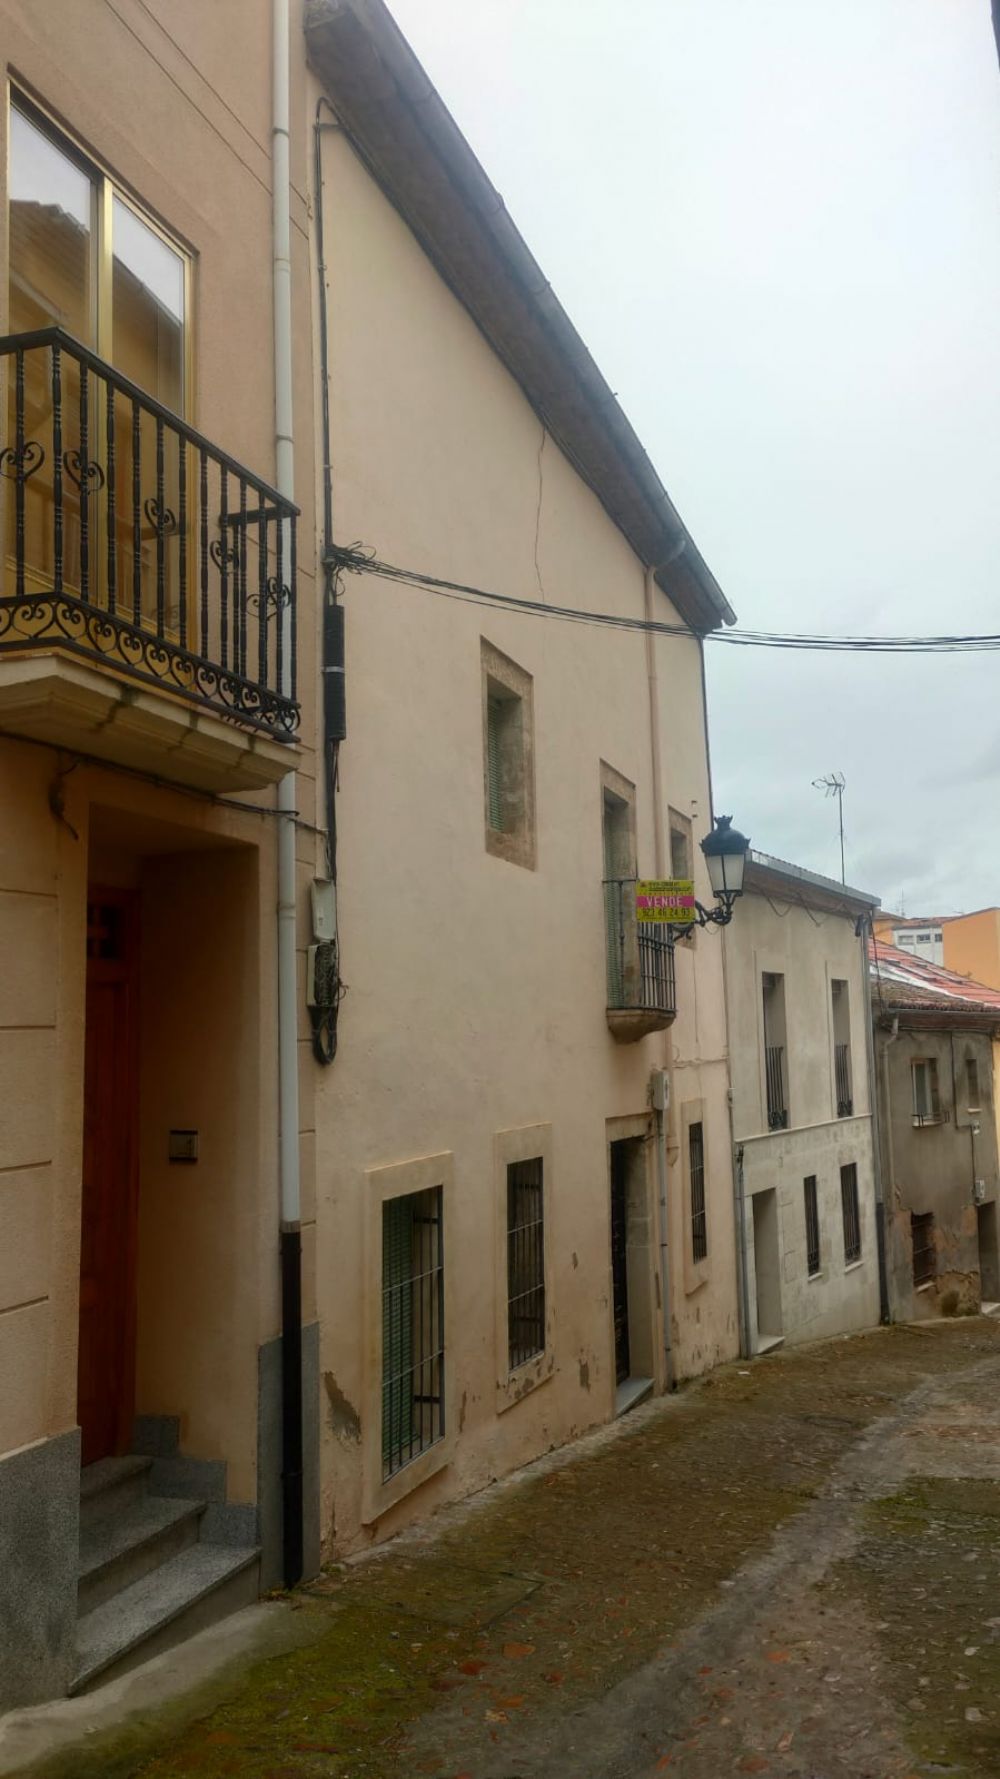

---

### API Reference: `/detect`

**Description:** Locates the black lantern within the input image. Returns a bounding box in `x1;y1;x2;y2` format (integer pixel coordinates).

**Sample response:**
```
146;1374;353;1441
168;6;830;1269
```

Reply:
700;814;750;912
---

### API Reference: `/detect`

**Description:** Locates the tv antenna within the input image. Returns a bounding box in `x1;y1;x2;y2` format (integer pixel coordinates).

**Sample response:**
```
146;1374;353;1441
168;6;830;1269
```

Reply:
812;771;846;884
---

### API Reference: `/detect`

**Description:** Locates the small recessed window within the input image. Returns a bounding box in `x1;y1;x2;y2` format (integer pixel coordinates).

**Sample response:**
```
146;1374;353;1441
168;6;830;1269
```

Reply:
841;1162;861;1265
690;1121;707;1262
911;1211;935;1287
804;1175;820;1276
482;640;535;868
912;1058;941;1126
967;1056;981;1112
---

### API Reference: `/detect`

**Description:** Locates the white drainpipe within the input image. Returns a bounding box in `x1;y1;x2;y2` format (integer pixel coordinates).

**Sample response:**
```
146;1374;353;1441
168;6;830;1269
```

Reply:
272;0;303;1584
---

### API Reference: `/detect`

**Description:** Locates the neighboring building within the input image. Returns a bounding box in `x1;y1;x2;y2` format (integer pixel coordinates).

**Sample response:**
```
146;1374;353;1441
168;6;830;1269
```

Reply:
873;915;945;965
303;0;742;1553
725;854;882;1354
0;0;320;1709
940;906;1000;986
871;941;1000;1320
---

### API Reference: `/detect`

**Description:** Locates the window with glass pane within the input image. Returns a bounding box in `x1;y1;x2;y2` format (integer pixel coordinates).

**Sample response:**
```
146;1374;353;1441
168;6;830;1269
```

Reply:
911;1058;941;1125
6;99;189;626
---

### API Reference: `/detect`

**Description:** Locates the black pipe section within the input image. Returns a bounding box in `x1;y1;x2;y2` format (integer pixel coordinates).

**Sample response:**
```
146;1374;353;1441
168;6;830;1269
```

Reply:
281;1224;304;1588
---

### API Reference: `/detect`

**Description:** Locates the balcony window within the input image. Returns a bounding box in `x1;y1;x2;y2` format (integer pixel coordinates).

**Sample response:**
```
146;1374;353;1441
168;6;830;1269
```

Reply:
762;972;788;1129
1;98;297;749
831;979;852;1117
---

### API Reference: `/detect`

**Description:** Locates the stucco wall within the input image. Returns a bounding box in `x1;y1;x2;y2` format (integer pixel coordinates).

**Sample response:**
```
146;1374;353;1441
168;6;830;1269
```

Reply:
877;1025;1000;1320
310;103;738;1552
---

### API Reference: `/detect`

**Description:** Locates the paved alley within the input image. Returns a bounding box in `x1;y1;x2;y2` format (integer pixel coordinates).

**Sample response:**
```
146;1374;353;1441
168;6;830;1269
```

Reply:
6;1318;1000;1779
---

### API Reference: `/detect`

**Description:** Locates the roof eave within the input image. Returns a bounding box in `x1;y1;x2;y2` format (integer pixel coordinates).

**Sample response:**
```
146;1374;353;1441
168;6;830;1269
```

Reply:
304;0;736;633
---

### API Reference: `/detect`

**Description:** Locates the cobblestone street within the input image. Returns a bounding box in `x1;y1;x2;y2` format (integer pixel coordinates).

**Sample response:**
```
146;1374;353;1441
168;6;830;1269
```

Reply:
8;1319;1000;1779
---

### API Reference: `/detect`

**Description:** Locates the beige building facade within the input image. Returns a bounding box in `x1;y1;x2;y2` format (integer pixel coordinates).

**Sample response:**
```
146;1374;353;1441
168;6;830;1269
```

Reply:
305;0;741;1552
725;855;882;1354
0;0;745;1709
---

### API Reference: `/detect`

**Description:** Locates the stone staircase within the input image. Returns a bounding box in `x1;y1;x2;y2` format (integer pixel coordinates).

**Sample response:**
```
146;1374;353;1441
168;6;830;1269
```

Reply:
73;1424;259;1694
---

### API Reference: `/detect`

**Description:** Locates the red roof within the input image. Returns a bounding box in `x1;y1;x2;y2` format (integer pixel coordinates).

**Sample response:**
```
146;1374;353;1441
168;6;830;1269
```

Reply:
870;937;1000;1017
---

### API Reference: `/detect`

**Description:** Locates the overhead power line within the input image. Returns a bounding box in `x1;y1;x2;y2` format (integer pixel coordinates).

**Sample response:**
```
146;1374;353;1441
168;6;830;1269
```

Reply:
326;544;1000;655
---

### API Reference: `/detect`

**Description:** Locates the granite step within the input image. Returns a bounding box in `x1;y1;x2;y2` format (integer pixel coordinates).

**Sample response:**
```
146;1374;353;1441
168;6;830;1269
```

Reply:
79;1454;153;1531
71;1542;260;1694
78;1493;205;1615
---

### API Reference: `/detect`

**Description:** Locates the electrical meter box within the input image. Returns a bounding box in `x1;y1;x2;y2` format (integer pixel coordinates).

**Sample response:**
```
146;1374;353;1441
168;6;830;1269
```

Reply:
311;879;336;942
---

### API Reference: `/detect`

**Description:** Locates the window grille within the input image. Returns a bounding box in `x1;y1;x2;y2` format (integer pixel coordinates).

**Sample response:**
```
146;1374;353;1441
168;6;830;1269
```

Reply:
804;1175;820;1276
911;1210;935;1287
507;1158;545;1369
486;696;503;831
765;1045;788;1129
840;1163;861;1265
835;1043;853;1118
382;1186;444;1482
690;1121;707;1262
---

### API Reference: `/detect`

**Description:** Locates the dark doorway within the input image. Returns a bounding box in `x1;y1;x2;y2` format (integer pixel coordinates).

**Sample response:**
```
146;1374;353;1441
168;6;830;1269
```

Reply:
978;1201;1000;1305
610;1140;631;1384
78;888;140;1467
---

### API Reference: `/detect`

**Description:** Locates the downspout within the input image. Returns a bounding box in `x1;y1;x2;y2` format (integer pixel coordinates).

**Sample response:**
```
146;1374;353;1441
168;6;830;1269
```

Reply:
860;917;890;1323
643;566;666;879
273;0;303;1588
877;1002;900;1326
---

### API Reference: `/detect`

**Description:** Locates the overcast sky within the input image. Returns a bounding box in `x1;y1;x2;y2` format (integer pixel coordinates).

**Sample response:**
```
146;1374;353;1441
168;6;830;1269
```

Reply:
388;0;1000;914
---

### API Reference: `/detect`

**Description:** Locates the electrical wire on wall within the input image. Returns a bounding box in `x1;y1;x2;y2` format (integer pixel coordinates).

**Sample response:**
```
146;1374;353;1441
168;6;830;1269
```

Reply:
325;541;1000;655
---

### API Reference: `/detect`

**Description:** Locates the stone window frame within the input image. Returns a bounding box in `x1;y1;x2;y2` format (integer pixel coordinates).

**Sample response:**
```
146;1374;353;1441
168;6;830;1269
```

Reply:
494;1123;554;1414
481;639;536;870
362;1150;455;1523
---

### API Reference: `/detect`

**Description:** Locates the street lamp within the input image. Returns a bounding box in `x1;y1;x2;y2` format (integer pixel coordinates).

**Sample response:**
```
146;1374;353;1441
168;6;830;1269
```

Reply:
664;815;750;939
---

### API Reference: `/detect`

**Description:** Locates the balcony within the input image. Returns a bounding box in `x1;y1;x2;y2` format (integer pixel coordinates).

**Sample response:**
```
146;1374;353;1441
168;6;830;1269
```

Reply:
0;329;298;792
603;877;676;1043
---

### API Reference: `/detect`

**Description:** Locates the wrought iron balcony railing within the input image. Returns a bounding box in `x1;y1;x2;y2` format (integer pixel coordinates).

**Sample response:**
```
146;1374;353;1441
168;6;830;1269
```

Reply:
765;1043;788;1130
0;328;298;738
835;1042;853;1118
603;878;677;1022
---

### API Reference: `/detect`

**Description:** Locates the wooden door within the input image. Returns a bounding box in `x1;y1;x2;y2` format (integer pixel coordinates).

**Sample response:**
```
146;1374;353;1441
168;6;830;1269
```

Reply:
78;889;139;1467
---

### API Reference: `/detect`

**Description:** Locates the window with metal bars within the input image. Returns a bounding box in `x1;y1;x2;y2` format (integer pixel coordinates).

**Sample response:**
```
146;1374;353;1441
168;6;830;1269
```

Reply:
911;1211;935;1287
507;1158;545;1369
840;1162;861;1265
804;1175;820;1276
381;1186;445;1482
690;1121;707;1262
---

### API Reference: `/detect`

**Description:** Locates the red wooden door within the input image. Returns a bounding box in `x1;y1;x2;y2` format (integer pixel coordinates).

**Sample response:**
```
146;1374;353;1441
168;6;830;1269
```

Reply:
78;889;139;1468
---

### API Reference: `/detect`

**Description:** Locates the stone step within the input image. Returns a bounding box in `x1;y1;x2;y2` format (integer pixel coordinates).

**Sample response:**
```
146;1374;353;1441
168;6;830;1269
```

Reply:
71;1543;260;1695
78;1493;205;1615
79;1454;152;1532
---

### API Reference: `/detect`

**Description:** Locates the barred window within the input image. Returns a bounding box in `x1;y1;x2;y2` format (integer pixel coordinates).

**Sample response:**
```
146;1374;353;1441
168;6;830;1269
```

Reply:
804;1175;820;1276
840;1163;861;1265
507;1158;545;1369
690;1122;707;1262
382;1186;444;1481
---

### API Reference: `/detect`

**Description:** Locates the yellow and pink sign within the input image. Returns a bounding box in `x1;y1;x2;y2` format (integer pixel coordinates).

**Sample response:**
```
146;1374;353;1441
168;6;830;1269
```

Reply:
635;879;696;924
